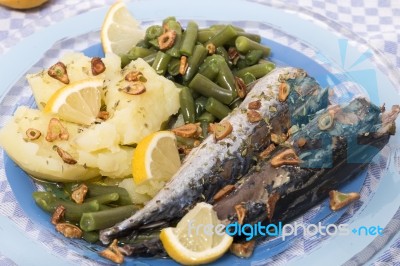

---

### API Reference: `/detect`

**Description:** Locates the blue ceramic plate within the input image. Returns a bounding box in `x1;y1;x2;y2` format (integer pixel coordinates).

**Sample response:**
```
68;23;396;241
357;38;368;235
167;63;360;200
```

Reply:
1;1;400;265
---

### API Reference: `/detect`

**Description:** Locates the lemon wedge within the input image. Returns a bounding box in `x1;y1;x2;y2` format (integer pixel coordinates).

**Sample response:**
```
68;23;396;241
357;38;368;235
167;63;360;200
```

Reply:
0;0;48;9
44;78;103;125
101;1;144;55
132;131;181;185
160;202;233;265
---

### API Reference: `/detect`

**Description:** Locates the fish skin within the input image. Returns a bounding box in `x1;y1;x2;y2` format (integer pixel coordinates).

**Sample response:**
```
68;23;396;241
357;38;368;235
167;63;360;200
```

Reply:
100;67;329;244
119;237;166;258
116;102;399;258
213;98;399;230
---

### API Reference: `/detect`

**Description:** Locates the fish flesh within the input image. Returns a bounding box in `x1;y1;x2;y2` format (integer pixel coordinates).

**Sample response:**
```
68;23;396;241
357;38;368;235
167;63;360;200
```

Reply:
213;98;399;232
100;67;329;244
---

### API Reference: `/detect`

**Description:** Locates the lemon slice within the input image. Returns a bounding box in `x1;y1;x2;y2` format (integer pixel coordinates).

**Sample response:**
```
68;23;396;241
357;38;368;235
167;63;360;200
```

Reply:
160;202;233;265
44;78;103;125
0;0;48;9
101;1;145;55
132;131;181;185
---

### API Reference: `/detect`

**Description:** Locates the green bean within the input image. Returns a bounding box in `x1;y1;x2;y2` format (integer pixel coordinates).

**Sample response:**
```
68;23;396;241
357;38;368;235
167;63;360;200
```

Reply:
147;39;160;49
128;47;155;59
176;136;198;148
61;201;100;223
180;21;199;56
235;58;248;70
197;111;216;123
183;44;208;82
165;20;183;58
199;54;224;72
80;205;137;231
175;82;200;99
234;61;275;79
189;73;234;104
167;20;182;32
60;183;79;194
237;32;262;43
215;46;230;65
121;47;156;68
197;30;215;43
85;193;119;205
198;25;246;45
195;96;208;117
216;60;238;99
152;51;172;75
142;53;157;65
86;184;132;206
32;191;55;210
135;39;150;48
198;58;220;81
32;192;100;223
242;72;256;85
179;86;196;123
42;182;70;200
120;54;135;68
200;121;209;138
99;205;113;211
198;27;213;33
82;231;99;243
206;25;238;48
189;87;200;99
160;116;173;130
166;34;182;58
209;24;244;32
258;58;271;65
167;58;181;76
162;16;176;26
205;97;231;120
235;36;271;56
120;47;156;68
245;50;264;66
145;25;163;41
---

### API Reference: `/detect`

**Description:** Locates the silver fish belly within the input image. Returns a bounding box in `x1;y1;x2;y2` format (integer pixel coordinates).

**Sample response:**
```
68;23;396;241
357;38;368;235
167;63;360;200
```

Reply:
100;67;328;244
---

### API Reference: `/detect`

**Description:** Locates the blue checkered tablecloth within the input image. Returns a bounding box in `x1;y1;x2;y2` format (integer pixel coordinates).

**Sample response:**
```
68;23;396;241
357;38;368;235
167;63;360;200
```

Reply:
0;1;399;265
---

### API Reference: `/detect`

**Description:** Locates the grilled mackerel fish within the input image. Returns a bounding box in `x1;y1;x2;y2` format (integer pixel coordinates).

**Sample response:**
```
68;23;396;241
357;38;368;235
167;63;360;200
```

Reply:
100;67;329;243
119;98;399;257
213;98;399;232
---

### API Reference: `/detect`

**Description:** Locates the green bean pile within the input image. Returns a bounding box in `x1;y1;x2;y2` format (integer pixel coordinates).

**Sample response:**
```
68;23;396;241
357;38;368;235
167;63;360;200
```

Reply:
121;17;275;135
33;183;138;243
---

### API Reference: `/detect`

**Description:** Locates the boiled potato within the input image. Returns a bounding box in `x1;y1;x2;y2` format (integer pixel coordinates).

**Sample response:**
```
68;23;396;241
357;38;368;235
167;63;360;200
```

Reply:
73;121;120;153
118;178;152;205
0;106;100;182
0;106;134;181
77;146;133;178
105;58;180;145
72;119;133;178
